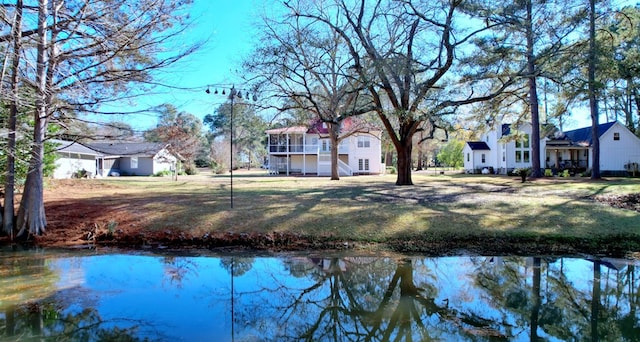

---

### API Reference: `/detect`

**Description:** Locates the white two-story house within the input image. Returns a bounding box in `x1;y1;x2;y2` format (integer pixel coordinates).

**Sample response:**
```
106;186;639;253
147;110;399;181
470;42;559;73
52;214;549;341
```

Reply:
463;121;640;176
265;119;383;176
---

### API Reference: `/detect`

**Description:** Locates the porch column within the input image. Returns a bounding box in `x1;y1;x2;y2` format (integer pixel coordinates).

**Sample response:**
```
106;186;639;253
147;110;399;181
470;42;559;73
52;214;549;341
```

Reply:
303;133;306;175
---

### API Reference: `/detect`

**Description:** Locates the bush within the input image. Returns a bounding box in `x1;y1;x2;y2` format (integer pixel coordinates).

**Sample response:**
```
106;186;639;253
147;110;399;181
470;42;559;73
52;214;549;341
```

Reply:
194;158;210;168
211;163;226;174
184;163;198;175
560;169;570;177
386;166;397;174
544;169;553;177
153;170;172;177
513;167;530;183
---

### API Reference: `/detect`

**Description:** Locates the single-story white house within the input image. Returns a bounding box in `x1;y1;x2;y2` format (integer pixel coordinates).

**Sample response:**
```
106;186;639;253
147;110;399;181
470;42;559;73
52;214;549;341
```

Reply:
52;140;180;178
53;140;103;179
463;121;640;176
265;118;383;176
87;142;179;177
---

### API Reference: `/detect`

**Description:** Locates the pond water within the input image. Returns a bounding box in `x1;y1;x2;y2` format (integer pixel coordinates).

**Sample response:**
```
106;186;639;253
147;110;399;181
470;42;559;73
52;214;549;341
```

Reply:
0;247;639;341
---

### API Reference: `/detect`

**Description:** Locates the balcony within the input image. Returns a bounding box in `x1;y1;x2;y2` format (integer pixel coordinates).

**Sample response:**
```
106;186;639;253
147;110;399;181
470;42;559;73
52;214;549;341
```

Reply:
269;144;349;154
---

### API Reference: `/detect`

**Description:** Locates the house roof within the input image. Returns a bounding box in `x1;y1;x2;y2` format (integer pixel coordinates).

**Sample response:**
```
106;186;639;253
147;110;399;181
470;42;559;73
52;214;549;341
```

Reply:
52;139;102;156
467;141;491;150
265;126;308;134
87;142;168;157
502;124;512;136
266;118;381;136
561;121;617;146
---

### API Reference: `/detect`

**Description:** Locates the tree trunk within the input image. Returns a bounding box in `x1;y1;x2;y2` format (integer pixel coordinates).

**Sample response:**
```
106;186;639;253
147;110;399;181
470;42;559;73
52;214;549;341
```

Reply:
4;0;23;238
591;260;601;341
526;0;541;178
588;0;601;179
415;149;423;171
396;139;413;185
530;257;541;340
329;123;340;180
16;0;48;237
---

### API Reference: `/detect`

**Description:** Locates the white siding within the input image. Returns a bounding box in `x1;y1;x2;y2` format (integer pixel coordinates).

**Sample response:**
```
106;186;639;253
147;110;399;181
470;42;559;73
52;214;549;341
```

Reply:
347;132;382;174
54;153;96;179
599;122;640;171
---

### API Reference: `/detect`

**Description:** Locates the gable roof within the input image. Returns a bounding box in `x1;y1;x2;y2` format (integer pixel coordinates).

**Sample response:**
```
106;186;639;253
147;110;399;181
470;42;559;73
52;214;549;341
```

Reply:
87;142;168;157
52;139;102;156
562;121;617;146
467;141;491;150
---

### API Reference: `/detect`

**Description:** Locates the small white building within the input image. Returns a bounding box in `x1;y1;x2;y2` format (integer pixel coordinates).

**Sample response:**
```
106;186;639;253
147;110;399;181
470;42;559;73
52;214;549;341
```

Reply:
463;121;640;175
52;140;180;178
53;140;103;179
265;119;383;176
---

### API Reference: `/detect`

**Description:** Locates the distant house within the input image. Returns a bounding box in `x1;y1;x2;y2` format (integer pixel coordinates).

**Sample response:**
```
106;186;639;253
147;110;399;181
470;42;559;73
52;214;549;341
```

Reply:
265;119;383;176
87;142;178;177
463;121;640;175
51;140;180;178
53;140;103;179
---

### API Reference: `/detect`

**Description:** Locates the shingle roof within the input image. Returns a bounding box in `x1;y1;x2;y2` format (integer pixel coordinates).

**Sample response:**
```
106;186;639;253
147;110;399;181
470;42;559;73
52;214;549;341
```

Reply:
562;122;617;146
52;140;102;156
87;142;167;156
467;141;491;150
265;126;308;134
502;124;512;136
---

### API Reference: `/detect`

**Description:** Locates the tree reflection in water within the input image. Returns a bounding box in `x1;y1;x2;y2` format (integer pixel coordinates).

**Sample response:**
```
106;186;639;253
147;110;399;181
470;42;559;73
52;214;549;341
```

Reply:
2;251;640;341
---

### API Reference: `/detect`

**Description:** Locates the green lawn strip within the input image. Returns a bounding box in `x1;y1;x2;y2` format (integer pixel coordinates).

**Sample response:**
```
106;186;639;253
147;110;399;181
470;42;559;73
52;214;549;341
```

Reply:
91;174;640;251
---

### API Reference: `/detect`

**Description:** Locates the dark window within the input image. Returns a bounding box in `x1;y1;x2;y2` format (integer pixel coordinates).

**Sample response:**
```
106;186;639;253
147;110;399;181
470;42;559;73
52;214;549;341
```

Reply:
614;132;620;141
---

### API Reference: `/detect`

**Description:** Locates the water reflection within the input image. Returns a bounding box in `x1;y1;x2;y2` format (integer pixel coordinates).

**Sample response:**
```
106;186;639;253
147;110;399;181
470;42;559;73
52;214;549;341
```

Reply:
1;249;639;341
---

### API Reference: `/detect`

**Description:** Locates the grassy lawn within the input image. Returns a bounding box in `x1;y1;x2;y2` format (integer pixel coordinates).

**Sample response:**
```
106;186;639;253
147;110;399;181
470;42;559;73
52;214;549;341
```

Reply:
43;170;640;255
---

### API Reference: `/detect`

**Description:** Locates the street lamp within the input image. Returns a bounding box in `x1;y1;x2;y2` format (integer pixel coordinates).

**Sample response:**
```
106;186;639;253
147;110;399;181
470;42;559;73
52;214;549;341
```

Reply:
206;84;255;209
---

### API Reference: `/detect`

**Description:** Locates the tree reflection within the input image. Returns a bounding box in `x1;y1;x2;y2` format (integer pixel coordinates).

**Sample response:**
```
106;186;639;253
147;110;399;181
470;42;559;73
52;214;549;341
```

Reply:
472;256;640;341
237;257;512;341
2;303;147;340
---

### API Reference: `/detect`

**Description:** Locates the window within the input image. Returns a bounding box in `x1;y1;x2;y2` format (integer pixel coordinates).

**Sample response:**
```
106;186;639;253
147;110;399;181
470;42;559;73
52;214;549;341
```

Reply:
321;140;329;152
503;151;506;162
614;132;620;141
481;154;486;163
131;157;138;169
358;158;370;171
514;134;530;164
357;136;370;148
467;153;470;162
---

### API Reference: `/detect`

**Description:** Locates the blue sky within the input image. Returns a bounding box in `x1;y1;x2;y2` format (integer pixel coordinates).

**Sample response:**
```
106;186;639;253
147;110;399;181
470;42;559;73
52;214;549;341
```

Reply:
115;0;261;131
117;0;638;133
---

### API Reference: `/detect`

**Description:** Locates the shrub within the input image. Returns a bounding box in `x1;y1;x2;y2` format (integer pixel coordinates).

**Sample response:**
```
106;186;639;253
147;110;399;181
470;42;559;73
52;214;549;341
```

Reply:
560;169;570;177
153;170;172;177
386;166;397;174
513;167;530;183
184;163;198;175
544;169;553;177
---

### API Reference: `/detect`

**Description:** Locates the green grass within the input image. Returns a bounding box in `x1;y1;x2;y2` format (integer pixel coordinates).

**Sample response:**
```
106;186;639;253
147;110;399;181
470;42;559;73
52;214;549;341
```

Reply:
64;171;640;254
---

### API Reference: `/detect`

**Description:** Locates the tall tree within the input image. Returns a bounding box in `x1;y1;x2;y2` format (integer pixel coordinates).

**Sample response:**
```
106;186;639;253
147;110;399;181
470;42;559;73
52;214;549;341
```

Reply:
144;104;203;170
3;0;23;236
9;0;199;237
588;0;601;179
203;96;266;171
288;0;519;185
470;0;585;178
246;12;374;180
598;6;640;133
